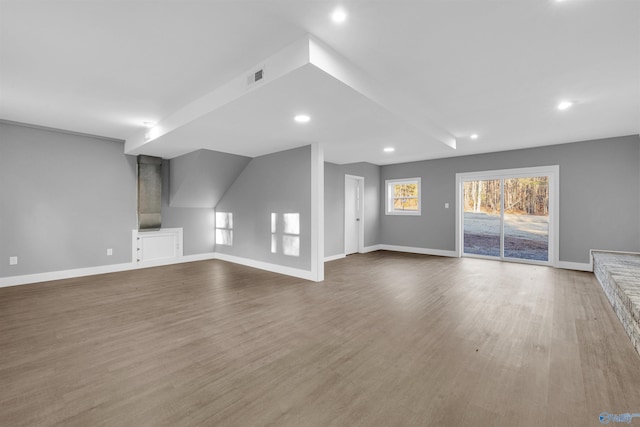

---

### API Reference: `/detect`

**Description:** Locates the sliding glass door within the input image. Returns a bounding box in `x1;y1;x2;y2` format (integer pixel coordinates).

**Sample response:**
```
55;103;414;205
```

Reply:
503;177;549;261
463;179;501;258
458;167;557;266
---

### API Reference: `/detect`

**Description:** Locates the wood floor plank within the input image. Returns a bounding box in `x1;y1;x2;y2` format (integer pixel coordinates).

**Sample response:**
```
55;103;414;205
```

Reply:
1;252;639;426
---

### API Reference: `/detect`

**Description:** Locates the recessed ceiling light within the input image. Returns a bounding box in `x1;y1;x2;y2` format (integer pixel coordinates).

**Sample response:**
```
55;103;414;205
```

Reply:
383;147;395;152
332;8;347;23
557;101;573;110
294;114;310;123
470;134;479;140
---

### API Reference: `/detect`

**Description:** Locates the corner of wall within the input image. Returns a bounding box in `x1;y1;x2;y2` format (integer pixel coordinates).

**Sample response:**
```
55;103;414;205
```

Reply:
214;145;321;281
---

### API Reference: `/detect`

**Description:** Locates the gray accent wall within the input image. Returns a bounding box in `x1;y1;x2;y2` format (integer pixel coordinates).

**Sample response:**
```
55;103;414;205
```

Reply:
215;146;312;270
324;162;344;257
162;160;217;256
3;119;637;278
380;135;640;264
324;162;381;257
0;122;137;277
169;149;251;208
0;122;225;279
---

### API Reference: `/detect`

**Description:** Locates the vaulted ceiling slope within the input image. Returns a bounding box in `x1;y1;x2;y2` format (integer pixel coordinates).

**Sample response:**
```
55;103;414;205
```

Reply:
1;0;638;165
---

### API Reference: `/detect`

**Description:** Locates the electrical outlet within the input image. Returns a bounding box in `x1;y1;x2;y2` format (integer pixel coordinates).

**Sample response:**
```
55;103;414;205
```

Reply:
107;248;113;256
9;256;18;265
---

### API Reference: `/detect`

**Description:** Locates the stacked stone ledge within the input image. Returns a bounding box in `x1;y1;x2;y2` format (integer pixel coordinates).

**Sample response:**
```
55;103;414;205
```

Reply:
593;251;640;359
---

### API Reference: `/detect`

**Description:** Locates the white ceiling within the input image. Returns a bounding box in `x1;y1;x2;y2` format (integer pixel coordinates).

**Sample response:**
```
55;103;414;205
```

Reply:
126;62;454;164
1;0;638;165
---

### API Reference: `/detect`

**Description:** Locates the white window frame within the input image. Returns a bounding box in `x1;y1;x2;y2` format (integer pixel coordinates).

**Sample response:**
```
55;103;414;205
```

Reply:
385;177;422;216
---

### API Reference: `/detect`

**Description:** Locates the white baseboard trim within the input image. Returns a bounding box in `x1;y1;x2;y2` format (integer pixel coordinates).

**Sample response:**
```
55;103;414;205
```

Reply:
0;262;136;288
0;253;217;288
378;244;457;258
0;248;605;289
556;261;593;272
183;252;218;262
213;252;315;281
324;253;346;262
135;252;217;270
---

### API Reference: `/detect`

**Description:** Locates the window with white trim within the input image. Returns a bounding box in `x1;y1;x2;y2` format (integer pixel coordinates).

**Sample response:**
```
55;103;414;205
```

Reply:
215;212;233;245
386;178;421;215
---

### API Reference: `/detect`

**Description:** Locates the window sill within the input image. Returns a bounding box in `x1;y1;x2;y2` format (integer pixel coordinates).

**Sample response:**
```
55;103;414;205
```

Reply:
386;211;421;216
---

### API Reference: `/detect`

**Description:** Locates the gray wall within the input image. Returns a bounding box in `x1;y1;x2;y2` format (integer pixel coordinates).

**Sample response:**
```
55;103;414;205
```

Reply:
324;163;344;257
324;162;381;257
215;146;312;270
164;148;252;255
380;135;640;264
169;149;251;208
0;122;137;277
0;122;226;278
3;120;636;277
162;160;217;256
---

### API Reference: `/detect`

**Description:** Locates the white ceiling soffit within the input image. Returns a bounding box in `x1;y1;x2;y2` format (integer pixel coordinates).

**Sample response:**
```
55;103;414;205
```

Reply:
125;34;456;162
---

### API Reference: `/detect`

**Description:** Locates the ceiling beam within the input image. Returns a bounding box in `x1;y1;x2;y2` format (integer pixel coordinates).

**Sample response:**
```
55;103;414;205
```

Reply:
308;36;456;149
125;34;455;157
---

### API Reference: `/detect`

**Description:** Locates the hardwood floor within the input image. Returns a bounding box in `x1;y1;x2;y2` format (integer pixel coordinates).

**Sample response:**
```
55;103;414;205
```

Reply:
1;251;639;426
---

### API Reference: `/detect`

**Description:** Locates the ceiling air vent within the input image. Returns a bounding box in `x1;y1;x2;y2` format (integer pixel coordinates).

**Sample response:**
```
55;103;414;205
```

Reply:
247;67;265;87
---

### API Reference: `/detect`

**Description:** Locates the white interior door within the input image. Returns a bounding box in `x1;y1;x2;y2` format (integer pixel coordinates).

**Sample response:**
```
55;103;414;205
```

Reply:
344;175;363;255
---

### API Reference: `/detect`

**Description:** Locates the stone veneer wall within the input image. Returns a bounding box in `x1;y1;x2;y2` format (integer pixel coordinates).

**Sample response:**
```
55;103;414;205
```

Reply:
592;251;640;359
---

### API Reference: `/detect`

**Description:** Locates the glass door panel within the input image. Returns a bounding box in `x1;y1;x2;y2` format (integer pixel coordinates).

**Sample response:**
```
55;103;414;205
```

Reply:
503;177;549;261
463;179;501;257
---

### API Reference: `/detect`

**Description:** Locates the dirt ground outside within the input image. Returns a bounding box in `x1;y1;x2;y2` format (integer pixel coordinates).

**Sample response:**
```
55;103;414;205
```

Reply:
463;212;549;261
